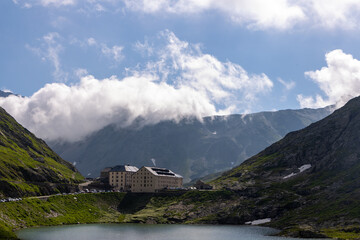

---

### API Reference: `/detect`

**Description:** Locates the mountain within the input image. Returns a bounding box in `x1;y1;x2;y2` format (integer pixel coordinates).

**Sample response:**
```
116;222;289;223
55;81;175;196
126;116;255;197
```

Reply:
0;107;83;198
0;90;15;98
213;96;360;235
49;107;331;182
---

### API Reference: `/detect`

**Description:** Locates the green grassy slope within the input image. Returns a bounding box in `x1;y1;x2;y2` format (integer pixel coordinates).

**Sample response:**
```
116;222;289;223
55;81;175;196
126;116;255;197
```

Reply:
0;193;126;239
0;107;83;198
0;191;234;239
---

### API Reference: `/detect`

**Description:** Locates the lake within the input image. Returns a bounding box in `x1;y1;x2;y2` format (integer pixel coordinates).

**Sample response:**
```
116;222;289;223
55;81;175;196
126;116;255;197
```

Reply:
16;224;315;240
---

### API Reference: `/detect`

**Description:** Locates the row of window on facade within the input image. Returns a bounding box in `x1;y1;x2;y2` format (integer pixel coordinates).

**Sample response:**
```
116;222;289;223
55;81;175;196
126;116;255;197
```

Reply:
102;165;183;193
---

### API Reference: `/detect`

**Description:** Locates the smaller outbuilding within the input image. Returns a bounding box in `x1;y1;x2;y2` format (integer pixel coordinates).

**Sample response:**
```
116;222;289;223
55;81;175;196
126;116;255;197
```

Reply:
100;167;113;180
193;180;213;190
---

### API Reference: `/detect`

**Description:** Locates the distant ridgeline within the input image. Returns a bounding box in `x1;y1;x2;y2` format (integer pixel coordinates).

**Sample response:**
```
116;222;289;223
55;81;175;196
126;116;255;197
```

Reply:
50;106;332;182
0;107;83;198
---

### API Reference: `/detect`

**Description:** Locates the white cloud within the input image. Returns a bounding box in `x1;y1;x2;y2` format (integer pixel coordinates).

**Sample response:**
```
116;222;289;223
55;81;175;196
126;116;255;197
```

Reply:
278;78;295;91
72;37;124;63
14;0;76;7
0;75;217;142
123;0;305;30
141;30;273;104
51;16;70;29
1;31;272;142
303;0;360;29
93;3;106;12
26;32;68;82
278;78;295;102
12;0;360;30
101;44;124;62
122;0;360;30
74;68;88;78
24;3;32;8
87;38;97;46
40;0;75;7
297;49;360;109
134;39;154;56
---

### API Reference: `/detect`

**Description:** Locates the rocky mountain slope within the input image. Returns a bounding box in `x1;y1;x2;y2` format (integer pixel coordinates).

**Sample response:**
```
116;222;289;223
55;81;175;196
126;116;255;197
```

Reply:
211;96;360;236
0;107;83;198
50;107;331;182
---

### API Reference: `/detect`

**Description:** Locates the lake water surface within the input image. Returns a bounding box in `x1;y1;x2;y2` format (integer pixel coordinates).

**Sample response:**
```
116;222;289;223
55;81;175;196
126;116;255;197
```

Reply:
16;224;303;240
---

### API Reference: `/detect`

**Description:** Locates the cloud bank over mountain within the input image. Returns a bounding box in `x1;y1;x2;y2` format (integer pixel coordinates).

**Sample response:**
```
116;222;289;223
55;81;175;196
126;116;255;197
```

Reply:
0;31;272;142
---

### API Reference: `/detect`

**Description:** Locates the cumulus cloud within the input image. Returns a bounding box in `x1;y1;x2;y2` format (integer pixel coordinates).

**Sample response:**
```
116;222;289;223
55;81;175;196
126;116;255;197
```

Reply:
303;0;360;29
123;0;305;30
26;32;68;82
123;0;360;30
297;49;360;109
12;0;360;30
138;30;273;104
0;31;272;142
0;75;217;142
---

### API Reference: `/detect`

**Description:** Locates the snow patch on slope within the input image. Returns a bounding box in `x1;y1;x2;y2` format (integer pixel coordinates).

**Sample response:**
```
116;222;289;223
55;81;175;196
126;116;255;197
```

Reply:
245;218;271;225
283;164;312;179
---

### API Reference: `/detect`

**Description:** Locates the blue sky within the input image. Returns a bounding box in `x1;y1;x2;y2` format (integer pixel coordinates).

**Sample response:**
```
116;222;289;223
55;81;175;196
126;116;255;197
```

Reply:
1;0;360;142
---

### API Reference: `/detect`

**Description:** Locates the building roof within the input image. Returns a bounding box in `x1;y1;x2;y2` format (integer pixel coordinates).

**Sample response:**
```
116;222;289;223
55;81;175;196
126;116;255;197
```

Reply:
144;166;182;178
101;167;113;173
109;165;139;173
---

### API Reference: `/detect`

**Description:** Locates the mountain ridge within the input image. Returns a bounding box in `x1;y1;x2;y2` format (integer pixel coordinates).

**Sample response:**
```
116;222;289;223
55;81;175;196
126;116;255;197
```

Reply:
0;106;83;197
210;96;360;235
50;106;332;182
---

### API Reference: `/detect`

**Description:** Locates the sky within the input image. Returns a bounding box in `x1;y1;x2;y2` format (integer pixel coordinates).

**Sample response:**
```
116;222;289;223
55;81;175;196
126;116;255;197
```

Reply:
1;0;360;142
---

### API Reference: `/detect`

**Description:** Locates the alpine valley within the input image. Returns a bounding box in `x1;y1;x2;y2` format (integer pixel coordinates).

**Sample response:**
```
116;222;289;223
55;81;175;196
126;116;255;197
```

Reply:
2;94;360;239
49;107;332;182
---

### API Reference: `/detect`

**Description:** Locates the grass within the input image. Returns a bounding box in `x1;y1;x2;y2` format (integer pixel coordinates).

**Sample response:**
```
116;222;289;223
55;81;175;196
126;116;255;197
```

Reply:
0;107;84;198
0;193;126;239
2;190;360;239
322;227;360;239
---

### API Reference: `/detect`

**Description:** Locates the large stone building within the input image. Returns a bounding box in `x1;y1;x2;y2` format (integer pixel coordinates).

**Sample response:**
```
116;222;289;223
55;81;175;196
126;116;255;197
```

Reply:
109;165;139;191
131;167;183;192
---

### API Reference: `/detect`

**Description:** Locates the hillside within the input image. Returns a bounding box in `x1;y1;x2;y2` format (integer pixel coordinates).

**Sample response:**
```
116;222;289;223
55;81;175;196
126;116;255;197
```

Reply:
50;107;331;182
0;107;83;198
212;96;360;236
